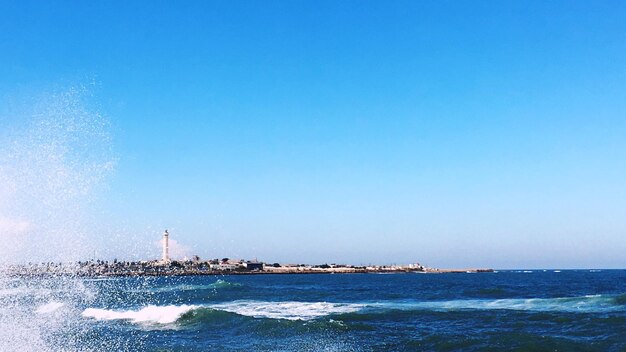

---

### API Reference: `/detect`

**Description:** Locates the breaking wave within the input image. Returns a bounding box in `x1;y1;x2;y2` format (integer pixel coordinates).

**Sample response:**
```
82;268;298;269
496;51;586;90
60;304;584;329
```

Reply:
371;294;626;313
208;301;364;321
82;305;200;324
82;301;364;325
82;294;626;327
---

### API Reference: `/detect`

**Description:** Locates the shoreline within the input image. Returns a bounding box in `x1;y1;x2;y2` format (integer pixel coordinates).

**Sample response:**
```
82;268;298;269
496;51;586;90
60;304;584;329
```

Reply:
91;268;495;277
1;259;493;277
3;266;495;278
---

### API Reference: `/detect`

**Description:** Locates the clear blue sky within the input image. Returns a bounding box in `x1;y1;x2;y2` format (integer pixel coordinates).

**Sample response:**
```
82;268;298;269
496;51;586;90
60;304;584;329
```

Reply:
1;1;625;268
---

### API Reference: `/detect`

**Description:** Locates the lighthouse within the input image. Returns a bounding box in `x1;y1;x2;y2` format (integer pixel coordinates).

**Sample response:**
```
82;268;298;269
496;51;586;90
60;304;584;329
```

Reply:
162;230;170;263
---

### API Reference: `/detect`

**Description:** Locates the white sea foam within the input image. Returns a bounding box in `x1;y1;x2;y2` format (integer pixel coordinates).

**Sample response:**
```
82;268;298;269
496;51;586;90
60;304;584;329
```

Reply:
82;301;365;324
374;294;624;313
82;305;199;324
35;301;64;314
208;300;364;321
82;293;626;328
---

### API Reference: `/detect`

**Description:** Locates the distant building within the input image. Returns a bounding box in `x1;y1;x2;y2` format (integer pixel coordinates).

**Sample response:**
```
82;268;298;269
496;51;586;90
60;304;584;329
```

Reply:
243;262;264;271
210;263;238;271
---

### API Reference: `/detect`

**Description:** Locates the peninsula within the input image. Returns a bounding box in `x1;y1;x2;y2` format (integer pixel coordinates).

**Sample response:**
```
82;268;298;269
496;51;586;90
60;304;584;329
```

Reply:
3;259;493;277
3;231;493;276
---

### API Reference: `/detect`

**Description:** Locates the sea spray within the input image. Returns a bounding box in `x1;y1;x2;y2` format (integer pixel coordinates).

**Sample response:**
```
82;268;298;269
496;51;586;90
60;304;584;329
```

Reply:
0;87;119;351
0;87;114;263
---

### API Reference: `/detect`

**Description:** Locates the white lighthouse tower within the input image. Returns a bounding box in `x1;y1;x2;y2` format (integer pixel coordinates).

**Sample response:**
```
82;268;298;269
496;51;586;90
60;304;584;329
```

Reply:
162;230;170;263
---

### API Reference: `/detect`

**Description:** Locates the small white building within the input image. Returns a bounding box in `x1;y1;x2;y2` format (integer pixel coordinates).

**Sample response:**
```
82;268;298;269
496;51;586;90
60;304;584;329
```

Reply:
210;263;239;271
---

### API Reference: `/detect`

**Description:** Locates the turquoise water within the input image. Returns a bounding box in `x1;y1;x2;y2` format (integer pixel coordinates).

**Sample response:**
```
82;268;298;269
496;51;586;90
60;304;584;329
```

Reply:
4;270;626;351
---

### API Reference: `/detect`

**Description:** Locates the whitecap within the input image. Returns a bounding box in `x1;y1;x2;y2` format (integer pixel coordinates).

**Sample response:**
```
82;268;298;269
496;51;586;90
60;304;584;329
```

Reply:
82;304;199;324
208;300;364;321
82;301;364;324
372;294;625;313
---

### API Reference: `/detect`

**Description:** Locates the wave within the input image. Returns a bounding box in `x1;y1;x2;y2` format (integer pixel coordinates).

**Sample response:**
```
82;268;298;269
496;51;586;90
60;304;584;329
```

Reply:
613;293;626;305
210;279;242;289
82;304;200;324
82;294;626;326
143;279;243;293
208;301;364;321
82;301;363;325
370;294;626;313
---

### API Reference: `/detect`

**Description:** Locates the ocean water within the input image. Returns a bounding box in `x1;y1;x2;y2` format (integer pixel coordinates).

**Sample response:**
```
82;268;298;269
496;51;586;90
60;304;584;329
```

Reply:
2;270;626;351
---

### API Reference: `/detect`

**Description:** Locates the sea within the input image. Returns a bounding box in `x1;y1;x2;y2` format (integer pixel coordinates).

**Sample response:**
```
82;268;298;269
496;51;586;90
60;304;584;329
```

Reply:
2;270;626;351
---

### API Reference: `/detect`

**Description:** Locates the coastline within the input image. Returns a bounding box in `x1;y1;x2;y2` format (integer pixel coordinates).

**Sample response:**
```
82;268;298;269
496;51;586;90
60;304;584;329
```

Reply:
90;268;495;277
1;260;494;277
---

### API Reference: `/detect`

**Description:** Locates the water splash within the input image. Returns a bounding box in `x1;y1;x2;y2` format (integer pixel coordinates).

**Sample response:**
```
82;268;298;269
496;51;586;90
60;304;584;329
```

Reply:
0;86;116;351
0;87;114;262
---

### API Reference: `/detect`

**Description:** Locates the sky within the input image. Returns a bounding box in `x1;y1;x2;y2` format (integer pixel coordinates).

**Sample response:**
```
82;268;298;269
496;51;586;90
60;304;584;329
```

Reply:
1;1;625;268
